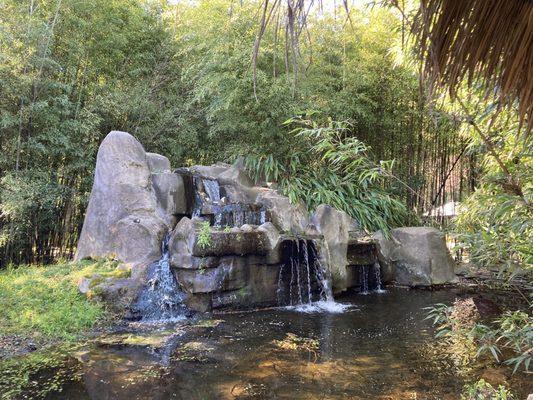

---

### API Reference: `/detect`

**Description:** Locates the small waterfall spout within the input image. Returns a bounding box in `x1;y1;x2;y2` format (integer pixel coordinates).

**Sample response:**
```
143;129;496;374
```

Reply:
277;238;347;313
358;262;385;295
131;235;186;321
202;178;221;203
191;177;221;217
373;262;385;293
360;265;369;294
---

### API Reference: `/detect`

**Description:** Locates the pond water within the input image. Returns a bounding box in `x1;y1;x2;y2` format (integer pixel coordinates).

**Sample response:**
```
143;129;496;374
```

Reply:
2;288;531;399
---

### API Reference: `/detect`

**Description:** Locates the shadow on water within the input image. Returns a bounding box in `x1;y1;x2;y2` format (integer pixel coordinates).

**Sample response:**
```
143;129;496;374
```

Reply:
2;289;531;400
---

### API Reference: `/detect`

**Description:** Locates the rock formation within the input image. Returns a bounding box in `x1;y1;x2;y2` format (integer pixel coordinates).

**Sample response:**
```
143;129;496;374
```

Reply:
76;131;457;316
373;227;457;286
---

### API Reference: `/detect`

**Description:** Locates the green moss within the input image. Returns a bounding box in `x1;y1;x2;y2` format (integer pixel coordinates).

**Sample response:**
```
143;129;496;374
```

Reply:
86;266;131;290
88;275;104;289
0;260;115;340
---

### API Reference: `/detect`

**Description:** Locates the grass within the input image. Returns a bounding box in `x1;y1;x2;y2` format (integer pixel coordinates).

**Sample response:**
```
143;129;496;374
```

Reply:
0;259;119;341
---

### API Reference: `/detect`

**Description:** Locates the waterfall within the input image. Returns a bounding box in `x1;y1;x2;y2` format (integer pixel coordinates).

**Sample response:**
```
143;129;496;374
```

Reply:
185;173;268;227
277;238;346;312
202;179;220;203
303;242;312;303
310;241;334;302
210;203;269;228
358;263;385;295
360;265;369;294
373;262;385;293
191;177;204;218
130;235;186;321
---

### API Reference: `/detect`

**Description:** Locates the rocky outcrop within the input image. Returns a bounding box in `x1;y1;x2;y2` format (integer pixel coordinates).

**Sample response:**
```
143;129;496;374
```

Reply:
75;132;188;313
168;218;283;311
75;131;168;266
75;132;384;315
256;191;308;234
148;152;188;221
373;227;457;286
309;204;362;292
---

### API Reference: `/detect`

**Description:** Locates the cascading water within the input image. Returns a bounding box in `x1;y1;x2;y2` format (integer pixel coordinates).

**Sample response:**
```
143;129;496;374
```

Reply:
208;203;269;228
373;261;385;293
277;238;347;313
191;177;220;217
202;179;221;203
186;174;268;228
358;262;385;295
130;235;187;321
360;265;370;294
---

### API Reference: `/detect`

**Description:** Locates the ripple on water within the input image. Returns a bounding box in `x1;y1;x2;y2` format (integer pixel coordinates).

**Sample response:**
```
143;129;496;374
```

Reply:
283;300;356;314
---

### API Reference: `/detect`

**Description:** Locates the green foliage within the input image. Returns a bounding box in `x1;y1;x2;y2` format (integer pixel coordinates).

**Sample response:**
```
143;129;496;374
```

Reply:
244;117;409;233
461;379;515;400
480;311;532;374
0;260;114;339
426;304;532;374
454;186;532;277
1;0;519;271
424;303;453;338
197;221;212;249
452;100;532;278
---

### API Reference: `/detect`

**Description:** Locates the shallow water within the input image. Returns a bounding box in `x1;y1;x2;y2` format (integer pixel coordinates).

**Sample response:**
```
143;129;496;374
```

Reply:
2;288;531;399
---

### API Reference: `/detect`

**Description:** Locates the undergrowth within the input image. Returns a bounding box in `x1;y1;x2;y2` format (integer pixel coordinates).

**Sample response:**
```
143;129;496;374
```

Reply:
0;259;116;341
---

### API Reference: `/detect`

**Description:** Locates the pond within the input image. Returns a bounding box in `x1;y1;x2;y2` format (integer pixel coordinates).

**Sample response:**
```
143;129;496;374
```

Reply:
1;288;531;399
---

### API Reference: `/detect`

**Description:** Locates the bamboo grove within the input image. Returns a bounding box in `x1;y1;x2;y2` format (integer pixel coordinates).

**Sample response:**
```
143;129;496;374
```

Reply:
1;0;529;274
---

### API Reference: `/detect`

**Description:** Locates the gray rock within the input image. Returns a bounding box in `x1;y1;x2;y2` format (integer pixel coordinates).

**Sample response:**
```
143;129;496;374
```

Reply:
175;256;248;293
147;152;187;221
373;227;457;286
189;163;230;180
310;204;357;292
211;264;279;309
257;222;281;264
152;173;187;217
169;217;197;269
146;152;171;173
256;190;308;233
192;230;269;257
75;131;168;267
217;163;254;187
241;224;254;232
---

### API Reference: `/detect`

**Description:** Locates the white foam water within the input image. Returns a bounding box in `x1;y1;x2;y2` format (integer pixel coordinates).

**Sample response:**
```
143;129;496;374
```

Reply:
285;300;355;314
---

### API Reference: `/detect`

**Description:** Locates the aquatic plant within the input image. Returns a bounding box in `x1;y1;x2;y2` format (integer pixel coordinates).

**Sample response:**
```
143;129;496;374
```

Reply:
0;345;83;399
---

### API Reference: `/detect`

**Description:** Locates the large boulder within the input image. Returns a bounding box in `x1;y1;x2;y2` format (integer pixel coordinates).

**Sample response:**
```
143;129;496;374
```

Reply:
75;131;168;267
169;219;272;262
147;152;187;224
309;204;359;292
256;191;308;234
373;227;457;286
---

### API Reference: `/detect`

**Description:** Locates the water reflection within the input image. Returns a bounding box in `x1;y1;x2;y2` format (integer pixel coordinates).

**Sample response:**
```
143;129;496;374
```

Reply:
2;289;531;399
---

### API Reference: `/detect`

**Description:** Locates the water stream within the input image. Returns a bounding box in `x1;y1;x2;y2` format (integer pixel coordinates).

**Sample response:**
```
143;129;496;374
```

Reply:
278;238;348;313
130;236;187;321
189;176;268;228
